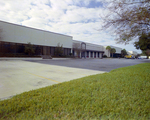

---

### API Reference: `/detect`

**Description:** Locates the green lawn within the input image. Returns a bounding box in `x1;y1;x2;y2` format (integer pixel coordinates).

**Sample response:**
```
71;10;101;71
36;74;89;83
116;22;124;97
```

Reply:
0;63;150;120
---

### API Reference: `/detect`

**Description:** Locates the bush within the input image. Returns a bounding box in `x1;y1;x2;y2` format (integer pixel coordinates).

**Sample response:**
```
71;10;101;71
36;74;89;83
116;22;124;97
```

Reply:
24;42;35;55
103;55;107;58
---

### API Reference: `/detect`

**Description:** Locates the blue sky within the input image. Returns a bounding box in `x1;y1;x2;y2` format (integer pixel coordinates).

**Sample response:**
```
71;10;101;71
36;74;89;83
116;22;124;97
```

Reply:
0;0;141;53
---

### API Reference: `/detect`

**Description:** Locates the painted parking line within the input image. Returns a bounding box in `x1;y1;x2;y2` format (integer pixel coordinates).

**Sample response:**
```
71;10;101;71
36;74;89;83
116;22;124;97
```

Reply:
26;71;61;83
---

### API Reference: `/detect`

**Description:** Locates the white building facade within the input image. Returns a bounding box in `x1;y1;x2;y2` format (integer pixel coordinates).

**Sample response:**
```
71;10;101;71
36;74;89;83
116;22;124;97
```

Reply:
103;45;122;57
0;20;72;56
73;40;104;58
127;51;138;55
1;20;137;58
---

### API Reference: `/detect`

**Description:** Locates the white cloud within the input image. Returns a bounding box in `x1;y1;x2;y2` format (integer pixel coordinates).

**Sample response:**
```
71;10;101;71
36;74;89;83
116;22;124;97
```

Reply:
0;0;140;53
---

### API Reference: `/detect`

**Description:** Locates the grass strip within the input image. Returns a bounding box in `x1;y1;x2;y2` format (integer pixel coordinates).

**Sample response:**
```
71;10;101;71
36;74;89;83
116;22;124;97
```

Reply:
0;63;150;119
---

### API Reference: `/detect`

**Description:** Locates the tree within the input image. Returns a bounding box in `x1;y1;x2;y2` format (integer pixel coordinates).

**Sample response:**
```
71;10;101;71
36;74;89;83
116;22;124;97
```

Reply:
54;43;63;56
141;50;150;59
110;48;116;58
100;0;150;44
134;32;150;58
24;42;35;55
106;46;111;57
73;43;81;58
121;49;127;57
134;32;150;50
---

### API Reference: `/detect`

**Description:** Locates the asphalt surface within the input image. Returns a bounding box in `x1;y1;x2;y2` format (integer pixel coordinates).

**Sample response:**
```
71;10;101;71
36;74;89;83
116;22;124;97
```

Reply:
26;58;150;72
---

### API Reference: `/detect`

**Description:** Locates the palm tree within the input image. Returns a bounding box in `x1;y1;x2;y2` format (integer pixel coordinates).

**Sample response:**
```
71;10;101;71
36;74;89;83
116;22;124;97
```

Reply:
106;46;111;57
110;48;116;58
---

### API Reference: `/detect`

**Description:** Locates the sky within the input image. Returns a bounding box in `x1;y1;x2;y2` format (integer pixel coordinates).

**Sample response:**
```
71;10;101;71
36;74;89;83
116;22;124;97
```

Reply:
0;0;141;53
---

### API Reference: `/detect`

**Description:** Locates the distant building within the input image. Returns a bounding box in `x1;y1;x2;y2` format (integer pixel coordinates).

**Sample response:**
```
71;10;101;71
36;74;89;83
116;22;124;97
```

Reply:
110;45;122;58
103;45;122;58
127;51;138;55
72;40;104;58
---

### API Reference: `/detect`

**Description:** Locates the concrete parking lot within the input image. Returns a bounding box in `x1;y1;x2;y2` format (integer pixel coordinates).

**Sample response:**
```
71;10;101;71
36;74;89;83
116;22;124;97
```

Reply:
0;58;149;100
0;59;105;100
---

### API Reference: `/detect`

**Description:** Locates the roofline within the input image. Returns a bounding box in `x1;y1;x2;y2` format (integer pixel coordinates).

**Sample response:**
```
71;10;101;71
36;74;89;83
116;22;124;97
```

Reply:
73;40;103;47
0;20;73;38
109;45;122;49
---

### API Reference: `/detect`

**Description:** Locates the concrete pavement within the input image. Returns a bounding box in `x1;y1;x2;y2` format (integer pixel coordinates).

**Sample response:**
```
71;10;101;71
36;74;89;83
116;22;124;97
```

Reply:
0;60;105;100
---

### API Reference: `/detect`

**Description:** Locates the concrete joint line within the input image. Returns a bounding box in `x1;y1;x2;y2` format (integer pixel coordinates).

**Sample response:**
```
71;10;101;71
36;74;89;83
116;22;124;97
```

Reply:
25;71;61;83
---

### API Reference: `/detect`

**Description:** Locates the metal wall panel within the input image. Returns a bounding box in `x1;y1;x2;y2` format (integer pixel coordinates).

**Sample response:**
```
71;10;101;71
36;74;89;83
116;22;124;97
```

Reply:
73;40;104;52
0;21;72;48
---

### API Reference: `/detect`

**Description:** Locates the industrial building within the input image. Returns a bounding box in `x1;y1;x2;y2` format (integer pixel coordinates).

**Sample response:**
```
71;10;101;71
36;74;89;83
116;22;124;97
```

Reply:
127;51;138;56
103;46;122;58
72;40;104;58
0;20;72;57
110;45;122;57
0;20;126;58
